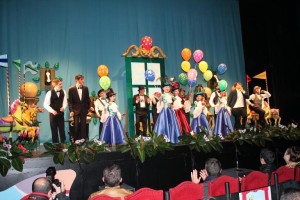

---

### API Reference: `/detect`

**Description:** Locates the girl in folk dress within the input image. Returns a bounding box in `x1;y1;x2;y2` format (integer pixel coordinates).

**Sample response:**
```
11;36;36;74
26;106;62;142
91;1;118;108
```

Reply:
100;90;125;145
153;82;181;143
191;92;212;135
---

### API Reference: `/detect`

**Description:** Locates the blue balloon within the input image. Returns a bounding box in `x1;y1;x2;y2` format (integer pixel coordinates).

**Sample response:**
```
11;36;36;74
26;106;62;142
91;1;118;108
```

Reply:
145;69;155;81
188;79;197;87
217;63;227;75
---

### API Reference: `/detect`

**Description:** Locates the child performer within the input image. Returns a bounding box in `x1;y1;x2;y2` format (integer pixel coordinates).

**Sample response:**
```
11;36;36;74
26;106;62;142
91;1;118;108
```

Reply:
100;89;125;145
94;89;108;139
213;90;233;138
191;92;212;135
172;83;192;134
153;82;181;143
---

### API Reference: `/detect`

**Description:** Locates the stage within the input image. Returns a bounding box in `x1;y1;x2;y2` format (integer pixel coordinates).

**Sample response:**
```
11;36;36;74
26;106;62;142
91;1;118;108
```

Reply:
1;137;298;200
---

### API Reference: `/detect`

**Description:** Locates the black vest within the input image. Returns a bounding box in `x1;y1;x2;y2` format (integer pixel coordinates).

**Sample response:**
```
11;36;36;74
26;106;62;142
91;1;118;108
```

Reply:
50;89;65;112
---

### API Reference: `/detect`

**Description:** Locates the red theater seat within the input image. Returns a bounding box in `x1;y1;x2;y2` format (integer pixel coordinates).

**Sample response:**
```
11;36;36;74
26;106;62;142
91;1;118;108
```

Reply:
124;187;163;200
241;171;269;191
208;175;239;197
169;181;204;200
271;166;300;184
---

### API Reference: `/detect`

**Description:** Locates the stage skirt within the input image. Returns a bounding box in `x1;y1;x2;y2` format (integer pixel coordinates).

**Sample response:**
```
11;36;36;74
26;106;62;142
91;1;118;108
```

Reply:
213;107;234;137
100;116;125;145
191;113;212;134
174;108;192;134
153;107;181;143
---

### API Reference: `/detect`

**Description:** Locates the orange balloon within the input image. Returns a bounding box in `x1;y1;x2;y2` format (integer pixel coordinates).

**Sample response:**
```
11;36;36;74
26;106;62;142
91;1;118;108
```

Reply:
97;65;109;77
20;82;38;98
181;48;192;61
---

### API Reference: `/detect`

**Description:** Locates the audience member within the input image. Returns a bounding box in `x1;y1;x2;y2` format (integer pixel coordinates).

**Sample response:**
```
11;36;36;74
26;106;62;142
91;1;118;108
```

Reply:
191;158;222;184
283;146;300;168
88;164;132;200
280;188;300;200
259;148;277;173
21;177;69;200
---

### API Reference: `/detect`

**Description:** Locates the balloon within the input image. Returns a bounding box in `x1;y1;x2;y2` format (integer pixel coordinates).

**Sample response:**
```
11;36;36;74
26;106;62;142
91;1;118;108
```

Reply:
99;76;111;90
188;79;197;87
203;87;212;98
20;82;38;98
97;65;109;77
178;73;188;86
217;63;227;75
193;50;204;63
203;70;213;81
181;48;192;61
187;69;198;81
198;61;208;73
141;36;153;50
181;61;191;72
218;80;228;91
145;69;155;81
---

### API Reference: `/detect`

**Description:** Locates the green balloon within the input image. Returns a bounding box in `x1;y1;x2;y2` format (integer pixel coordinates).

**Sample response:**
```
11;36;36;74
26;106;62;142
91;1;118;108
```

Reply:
99;76;111;90
178;73;188;86
218;80;228;91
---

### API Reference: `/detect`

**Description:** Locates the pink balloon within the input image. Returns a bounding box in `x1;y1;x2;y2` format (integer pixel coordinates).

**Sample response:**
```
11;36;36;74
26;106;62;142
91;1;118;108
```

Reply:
193;50;204;63
187;69;198;81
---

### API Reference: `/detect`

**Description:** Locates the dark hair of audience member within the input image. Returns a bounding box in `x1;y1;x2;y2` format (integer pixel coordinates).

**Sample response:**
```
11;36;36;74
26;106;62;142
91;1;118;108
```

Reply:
260;148;275;164
32;177;52;194
205;158;222;176
103;164;122;187
285;146;300;162
280;188;300;200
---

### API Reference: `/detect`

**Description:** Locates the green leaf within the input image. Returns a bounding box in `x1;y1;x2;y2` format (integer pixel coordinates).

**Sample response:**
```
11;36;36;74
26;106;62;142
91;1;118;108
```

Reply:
0;157;11;177
81;148;96;163
12;157;23;172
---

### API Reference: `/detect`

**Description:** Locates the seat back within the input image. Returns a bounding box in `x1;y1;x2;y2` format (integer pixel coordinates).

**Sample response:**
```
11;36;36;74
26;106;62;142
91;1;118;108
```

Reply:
124;187;163;200
91;194;122;200
241;171;269;191
271;166;300;184
169;181;204;200
239;186;272;200
208;175;239;197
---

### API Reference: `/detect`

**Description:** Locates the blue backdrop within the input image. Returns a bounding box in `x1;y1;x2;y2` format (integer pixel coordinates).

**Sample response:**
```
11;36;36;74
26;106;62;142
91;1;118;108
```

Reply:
0;0;245;143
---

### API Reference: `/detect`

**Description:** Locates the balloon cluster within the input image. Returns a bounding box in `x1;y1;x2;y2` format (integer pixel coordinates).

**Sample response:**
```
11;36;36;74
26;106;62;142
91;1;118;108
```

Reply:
97;65;111;90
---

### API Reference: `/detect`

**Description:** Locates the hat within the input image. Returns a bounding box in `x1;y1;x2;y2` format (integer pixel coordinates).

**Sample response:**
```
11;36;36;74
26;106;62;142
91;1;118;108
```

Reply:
106;89;116;98
138;85;146;91
195;91;204;96
253;86;261;93
171;81;180;91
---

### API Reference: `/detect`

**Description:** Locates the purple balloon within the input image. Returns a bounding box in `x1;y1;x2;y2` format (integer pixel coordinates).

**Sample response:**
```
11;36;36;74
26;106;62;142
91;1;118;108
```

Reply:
188;79;197;87
145;69;155;81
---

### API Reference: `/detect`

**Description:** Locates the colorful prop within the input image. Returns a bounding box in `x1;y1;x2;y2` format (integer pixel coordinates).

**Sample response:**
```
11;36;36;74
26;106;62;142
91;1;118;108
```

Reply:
141;36;153;50
203;70;213;81
218;80;228;91
187;69;197;81
217;63;227;75
193;50;204;63
20;82;39;98
198;61;208;73
178;73;188;86
181;48;192;61
181;61;190;72
97;65;109;77
145;69;155;81
99;76;111;90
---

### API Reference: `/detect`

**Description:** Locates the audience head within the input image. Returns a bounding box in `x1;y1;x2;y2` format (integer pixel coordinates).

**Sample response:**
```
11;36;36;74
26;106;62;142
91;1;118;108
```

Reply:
260;148;275;165
32;177;53;197
205;158;222;176
280;188;300;200
102;164;122;187
284;146;300;164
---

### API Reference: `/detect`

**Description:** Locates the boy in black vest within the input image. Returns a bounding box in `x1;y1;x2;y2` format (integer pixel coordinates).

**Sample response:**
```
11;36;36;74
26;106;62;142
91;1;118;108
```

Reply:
44;79;67;143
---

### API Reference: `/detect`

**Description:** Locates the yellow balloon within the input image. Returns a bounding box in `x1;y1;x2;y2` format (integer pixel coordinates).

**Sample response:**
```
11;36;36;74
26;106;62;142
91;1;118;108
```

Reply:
97;65;109;77
198;61;208;73
203;87;212;98
203;70;213;81
181;61;191;72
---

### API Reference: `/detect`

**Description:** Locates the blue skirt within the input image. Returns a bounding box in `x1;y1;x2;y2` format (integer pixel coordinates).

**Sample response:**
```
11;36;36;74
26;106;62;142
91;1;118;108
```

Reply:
153;108;181;143
213;107;233;137
191;113;211;134
100;116;125;144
